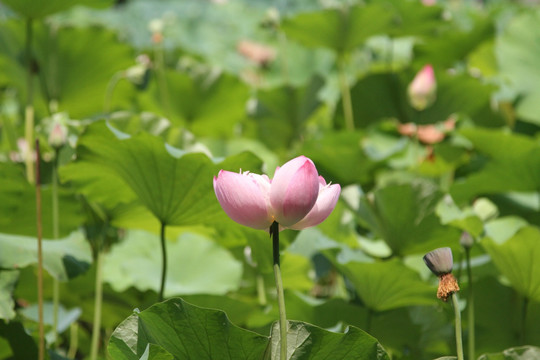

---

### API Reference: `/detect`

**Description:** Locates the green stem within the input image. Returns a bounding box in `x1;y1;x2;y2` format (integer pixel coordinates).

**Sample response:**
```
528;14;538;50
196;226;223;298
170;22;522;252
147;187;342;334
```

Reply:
465;248;475;360
90;250;104;360
67;323;78;359
159;222;167;302
51;153;60;347
338;56;354;131
104;71;125;115
365;308;373;333
278;31;290;85
25;18;35;183
271;221;287;360
451;293;464;360
256;274;267;306
154;43;172;121
521;297;529;344
35;140;44;360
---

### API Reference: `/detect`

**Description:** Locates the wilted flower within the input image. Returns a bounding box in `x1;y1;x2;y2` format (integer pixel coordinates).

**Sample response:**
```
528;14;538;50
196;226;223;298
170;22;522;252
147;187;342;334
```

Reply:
213;156;340;231
408;64;437;111
423;247;460;301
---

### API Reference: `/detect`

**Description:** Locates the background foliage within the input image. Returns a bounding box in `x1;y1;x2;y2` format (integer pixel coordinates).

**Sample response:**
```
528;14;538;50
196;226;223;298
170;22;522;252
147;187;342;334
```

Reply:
1;0;540;359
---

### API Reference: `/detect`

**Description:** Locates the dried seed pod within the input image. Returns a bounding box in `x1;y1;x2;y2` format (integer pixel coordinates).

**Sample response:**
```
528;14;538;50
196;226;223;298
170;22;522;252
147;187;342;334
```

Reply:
423;247;453;276
423;247;460;302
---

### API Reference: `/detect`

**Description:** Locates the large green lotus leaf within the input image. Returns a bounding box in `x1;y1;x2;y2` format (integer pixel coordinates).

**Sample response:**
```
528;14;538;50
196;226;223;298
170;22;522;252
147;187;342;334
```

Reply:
0;270;18;321
450;128;540;203
482;226;540;302
136;71;249;137
383;0;443;37
281;4;393;53
330;258;436;311
301;131;375;186
496;10;540;124
0;231;92;281
252;76;324;150
269;320;389;360
279;291;368;330
0;320;38;360
478;346;540;360
474;276;540;355
103;230;242;297
414;15;494;68
357;180;460;256
61;121;262;226
46;27;135;118
497;10;540;96
0;163;84;238
0;23;134;119
2;0;111;19
109;298;269;360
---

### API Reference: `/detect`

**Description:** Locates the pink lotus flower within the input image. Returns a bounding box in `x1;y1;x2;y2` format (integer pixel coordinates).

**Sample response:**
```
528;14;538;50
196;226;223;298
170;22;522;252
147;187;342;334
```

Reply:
213;156;341;231
408;64;437;111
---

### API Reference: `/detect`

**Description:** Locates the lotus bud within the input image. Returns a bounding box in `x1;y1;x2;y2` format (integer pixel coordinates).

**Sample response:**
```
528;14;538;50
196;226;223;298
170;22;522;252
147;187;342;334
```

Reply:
460;232;474;249
408;64;437;111
48;113;68;149
423;247;460;301
214;156;340;232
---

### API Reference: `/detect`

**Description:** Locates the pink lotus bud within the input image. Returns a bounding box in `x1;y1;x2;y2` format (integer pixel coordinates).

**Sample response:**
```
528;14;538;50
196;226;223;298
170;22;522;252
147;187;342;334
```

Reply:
213;170;273;230
214;156;340;231
289;176;341;230
49;121;68;148
270;156;319;227
408;64;437;111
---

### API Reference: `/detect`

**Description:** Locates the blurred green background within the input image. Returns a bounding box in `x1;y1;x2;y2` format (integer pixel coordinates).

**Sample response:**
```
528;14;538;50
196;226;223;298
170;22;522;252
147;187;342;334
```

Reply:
1;0;540;359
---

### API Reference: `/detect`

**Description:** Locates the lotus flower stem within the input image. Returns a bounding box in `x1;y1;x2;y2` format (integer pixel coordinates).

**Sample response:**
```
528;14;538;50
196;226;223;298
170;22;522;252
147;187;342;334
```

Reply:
451;293;464;360
465;247;475;360
24;19;35;183
103;71;124;114
271;221;287;359
521;297;529;344
67;323;79;358
159;221;167;302
35;140;44;360
90;250;104;360
51;153;60;348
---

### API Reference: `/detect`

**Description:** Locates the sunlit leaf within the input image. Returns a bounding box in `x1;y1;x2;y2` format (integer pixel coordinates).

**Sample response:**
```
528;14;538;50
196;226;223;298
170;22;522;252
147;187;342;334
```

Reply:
357;180;460;256
282;4;393;53
0;271;18;320
0;231;92;281
330;258;436;311
103;230;242;296
478;346;540;360
482;226;540;302
108;298;269;360
269;320;389;360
